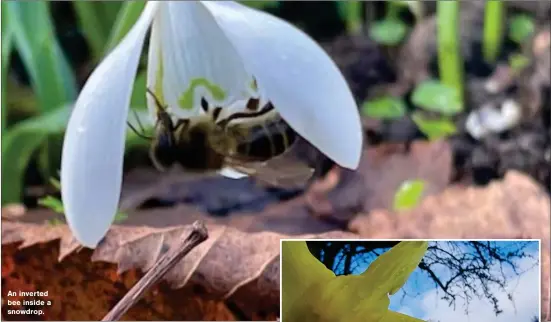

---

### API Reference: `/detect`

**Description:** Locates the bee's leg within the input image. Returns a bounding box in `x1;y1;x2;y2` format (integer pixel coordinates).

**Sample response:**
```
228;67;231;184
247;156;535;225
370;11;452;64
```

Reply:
127;109;153;140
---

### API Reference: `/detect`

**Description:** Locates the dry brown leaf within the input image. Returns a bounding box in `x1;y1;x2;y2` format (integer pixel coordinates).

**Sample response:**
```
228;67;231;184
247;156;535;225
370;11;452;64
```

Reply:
1;219;356;320
305;140;452;222
349;170;550;320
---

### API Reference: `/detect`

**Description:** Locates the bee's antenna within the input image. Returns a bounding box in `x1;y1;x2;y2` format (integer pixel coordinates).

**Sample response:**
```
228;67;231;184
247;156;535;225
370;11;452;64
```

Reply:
146;88;165;111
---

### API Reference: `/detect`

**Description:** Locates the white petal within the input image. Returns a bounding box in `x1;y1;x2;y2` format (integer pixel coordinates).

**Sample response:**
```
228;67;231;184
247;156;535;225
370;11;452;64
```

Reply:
151;2;252;120
61;2;160;248
218;167;249;179
146;9;163;122
201;1;363;169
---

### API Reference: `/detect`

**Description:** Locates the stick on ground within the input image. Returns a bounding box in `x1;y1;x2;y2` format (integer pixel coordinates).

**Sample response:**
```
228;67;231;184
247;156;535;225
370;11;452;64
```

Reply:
102;221;209;321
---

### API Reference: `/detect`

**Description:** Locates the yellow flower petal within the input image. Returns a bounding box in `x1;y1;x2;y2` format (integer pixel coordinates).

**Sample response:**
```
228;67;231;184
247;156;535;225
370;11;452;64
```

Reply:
381;310;426;322
281;241;335;321
360;241;429;295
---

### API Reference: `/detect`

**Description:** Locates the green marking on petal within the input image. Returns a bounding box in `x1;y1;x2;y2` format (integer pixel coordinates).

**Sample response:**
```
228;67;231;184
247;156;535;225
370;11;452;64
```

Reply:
178;78;226;110
153;46;165;108
250;78;258;92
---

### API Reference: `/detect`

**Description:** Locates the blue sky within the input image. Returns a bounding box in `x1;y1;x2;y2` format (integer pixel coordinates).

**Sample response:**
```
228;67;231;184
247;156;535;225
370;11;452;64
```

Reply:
331;240;540;322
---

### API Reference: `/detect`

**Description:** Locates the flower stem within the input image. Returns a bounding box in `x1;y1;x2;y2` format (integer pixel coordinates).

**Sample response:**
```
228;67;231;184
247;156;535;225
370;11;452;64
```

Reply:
483;0;505;64
436;0;464;109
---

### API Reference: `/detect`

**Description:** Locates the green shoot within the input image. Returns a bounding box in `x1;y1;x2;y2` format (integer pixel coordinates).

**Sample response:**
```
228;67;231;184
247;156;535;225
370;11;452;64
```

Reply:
436;1;464;109
361;96;406;119
483;0;505;64
337;1;363;35
393;179;425;211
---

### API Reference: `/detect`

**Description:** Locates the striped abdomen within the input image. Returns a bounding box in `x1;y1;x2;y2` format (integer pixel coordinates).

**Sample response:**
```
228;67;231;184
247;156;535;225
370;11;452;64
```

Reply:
235;116;297;162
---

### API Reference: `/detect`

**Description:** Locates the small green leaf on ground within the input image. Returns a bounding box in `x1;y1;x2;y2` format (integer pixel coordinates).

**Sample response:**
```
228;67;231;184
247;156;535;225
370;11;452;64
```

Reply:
412;80;463;116
412;113;458;141
369;19;408;46
509;53;531;73
361;96;407;119
509;14;535;44
40;175;127;223
114;211;128;223
38;196;64;214
47;217;65;226
393;179;425;211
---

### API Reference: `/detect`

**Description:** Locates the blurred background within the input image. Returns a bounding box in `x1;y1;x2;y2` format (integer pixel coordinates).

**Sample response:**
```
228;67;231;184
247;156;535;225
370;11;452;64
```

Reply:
1;1;550;321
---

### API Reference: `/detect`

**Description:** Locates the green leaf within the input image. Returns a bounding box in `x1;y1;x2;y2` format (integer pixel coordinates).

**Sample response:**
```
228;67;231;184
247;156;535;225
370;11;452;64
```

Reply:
369;19;408;46
104;1;146;53
509;14;535;45
393;179;425;211
361;97;406;119
38;195;65;214
1;2;13;66
1;106;71;204
412;80;463;116
49;177;61;191
40;174;128;223
6;1;77;112
1;2;12;133
509;53;531;73
240;1;279;10
73;2;111;61
412;112;457;141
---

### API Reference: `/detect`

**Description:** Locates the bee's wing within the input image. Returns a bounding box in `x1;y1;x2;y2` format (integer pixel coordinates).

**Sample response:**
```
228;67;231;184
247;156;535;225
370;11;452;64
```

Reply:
225;155;315;189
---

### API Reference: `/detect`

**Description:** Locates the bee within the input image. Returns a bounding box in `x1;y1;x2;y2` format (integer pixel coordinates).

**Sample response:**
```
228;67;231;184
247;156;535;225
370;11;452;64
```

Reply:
128;88;314;188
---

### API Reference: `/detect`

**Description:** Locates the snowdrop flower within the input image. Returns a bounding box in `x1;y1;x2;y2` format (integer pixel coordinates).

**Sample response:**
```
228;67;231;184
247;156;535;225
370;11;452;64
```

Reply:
61;1;362;248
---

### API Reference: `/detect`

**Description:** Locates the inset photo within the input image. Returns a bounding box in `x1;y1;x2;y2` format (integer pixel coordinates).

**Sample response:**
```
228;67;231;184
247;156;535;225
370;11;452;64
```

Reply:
281;239;540;322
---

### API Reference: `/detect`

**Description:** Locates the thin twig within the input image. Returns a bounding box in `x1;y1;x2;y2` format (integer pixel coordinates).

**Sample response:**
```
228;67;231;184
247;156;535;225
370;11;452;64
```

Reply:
102;221;209;321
